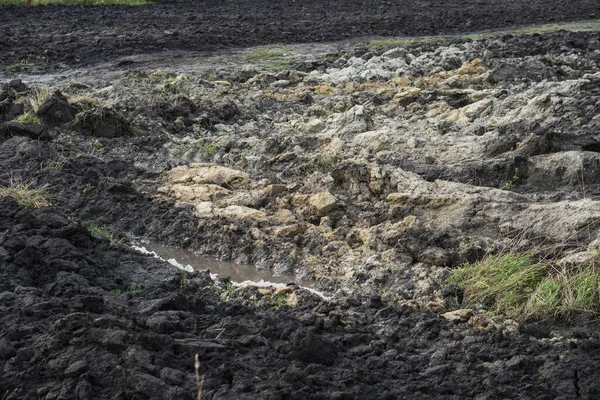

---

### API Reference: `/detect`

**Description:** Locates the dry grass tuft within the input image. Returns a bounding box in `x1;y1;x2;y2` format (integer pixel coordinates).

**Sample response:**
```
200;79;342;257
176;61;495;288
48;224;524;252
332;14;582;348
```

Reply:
70;96;100;113
25;86;52;113
194;354;203;400
0;179;52;208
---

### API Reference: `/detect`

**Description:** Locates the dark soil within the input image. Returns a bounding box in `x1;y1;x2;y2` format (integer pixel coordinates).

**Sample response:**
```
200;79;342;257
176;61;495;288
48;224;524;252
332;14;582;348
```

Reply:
1;0;599;68
2;193;600;399
2;2;600;398
1;124;600;398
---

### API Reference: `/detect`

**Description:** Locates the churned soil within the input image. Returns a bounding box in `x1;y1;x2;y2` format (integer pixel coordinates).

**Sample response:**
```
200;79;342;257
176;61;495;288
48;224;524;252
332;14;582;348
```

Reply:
0;81;600;397
2;1;600;399
1;0;599;68
1;191;600;399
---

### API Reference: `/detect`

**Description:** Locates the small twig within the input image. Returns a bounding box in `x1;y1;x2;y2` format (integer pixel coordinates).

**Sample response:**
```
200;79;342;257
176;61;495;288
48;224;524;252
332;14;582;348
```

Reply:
577;161;586;200
206;327;226;340
2;389;18;400
194;354;203;400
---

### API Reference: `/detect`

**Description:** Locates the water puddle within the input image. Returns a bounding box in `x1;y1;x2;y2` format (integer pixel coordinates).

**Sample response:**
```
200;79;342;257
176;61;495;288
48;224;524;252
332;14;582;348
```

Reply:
132;242;327;297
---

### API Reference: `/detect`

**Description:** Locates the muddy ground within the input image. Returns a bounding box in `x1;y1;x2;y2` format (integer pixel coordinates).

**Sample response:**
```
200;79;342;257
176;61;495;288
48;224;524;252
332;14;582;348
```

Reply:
1;0;600;69
2;1;600;399
3;196;600;400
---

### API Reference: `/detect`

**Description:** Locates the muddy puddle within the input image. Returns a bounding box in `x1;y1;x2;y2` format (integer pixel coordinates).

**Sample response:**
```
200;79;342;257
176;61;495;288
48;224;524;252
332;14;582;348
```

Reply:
132;242;323;293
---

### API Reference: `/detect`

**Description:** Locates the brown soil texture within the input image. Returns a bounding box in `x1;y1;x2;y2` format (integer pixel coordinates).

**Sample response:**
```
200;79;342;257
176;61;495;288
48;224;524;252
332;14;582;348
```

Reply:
1;0;599;67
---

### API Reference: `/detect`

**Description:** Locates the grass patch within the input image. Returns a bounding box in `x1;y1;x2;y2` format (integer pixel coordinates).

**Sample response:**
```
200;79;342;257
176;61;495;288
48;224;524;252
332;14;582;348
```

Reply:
450;253;600;320
125;70;149;83
195;140;218;157
245;46;293;72
450;253;547;318
500;167;520;190
0;180;52;208
40;156;69;171
126;283;143;293
370;36;448;47
295;155;336;176
270;293;288;309
215;281;236;301
110;284;143;296
13;112;42;125
147;69;178;82
69;96;100;112
23;86;52;113
87;223;122;244
370;19;600;47
247;49;286;61
524;265;600;319
4;59;32;71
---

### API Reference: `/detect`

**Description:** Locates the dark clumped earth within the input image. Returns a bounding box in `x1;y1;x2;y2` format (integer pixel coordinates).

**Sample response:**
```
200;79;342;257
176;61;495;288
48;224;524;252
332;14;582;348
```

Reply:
2;0;600;399
2;195;600;400
1;0;600;68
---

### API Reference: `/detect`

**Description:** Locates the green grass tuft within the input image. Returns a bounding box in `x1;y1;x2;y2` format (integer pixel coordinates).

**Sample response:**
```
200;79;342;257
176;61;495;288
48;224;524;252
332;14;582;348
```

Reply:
4;59;32;71
245;46;293;72
450;253;547;318
87;223;122;244
126;283;143;293
450;252;600;320
246;49;286;61
524;265;600;319
13;112;42;125
271;293;288;309
195;140;218;157
500;168;520;190
295;155;336;176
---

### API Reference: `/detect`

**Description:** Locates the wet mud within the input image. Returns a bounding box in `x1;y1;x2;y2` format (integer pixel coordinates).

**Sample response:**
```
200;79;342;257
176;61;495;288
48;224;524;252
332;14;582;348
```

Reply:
2;2;600;399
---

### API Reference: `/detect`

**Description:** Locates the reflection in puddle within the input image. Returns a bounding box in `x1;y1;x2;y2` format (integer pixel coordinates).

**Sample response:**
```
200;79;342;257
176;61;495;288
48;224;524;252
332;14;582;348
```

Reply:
132;242;324;295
